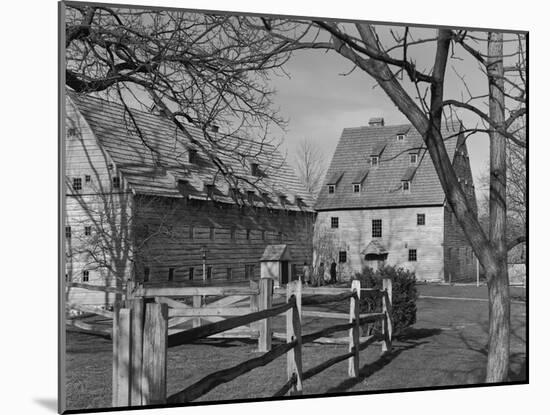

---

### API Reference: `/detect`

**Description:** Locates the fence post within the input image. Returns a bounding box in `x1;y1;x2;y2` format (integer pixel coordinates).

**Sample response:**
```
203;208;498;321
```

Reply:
112;302;120;407
142;302;168;405
192;295;202;328
258;278;273;352
381;277;393;354
130;298;145;406
250;280;260;343
286;280;303;395
348;280;361;377
113;307;132;406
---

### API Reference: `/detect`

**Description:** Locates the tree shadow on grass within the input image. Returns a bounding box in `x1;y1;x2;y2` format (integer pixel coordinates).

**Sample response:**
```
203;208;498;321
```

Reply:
325;327;442;394
455;324;526;382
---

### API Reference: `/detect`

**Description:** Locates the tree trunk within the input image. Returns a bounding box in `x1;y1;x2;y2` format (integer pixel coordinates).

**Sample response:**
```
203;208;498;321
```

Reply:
486;31;510;382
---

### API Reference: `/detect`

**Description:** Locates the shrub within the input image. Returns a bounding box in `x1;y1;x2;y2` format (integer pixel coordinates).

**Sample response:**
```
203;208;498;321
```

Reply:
353;265;418;335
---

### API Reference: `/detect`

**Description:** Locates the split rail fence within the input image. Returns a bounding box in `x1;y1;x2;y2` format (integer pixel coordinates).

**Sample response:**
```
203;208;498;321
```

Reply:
110;278;393;407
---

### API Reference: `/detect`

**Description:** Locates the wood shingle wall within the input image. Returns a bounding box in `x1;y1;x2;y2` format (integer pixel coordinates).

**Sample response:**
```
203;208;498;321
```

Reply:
133;195;315;283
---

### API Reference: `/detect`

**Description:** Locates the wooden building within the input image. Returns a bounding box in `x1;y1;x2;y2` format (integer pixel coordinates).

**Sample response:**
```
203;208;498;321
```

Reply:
64;92;315;307
314;117;478;283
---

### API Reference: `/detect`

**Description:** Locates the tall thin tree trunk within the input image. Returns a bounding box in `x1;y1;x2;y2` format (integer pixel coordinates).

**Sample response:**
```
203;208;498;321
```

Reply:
486;31;510;382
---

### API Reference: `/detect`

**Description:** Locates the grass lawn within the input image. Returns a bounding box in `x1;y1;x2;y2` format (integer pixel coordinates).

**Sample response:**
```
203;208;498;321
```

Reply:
64;284;526;411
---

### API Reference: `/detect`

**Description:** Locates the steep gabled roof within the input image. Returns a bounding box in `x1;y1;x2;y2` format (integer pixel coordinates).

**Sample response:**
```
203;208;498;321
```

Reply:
67;91;314;212
315;122;461;210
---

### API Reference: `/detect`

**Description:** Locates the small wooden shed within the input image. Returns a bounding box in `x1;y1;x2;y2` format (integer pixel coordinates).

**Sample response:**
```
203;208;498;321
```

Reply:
260;244;292;287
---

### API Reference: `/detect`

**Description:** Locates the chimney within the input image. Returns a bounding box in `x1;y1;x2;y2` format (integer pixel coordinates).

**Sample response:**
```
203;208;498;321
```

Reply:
368;117;385;127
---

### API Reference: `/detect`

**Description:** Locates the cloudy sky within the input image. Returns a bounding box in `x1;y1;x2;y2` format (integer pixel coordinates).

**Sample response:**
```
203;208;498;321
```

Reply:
267;25;499;202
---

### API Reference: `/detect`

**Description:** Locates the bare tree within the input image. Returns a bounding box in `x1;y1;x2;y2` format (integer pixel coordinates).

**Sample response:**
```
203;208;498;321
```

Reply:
64;5;298;196
294;138;326;200
247;21;525;382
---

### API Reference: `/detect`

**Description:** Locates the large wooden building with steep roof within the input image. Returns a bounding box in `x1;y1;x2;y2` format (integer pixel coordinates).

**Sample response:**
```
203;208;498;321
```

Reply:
314;117;478;283
64;91;315;306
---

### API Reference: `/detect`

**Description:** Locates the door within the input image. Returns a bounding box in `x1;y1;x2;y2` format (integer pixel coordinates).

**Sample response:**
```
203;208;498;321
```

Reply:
281;261;289;284
365;253;388;271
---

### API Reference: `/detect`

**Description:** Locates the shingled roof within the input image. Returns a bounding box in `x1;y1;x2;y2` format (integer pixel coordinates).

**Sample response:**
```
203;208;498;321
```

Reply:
315;121;461;210
67;91;314;212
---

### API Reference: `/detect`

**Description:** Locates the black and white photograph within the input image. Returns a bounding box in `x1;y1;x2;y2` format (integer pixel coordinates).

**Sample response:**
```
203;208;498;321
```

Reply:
57;1;529;413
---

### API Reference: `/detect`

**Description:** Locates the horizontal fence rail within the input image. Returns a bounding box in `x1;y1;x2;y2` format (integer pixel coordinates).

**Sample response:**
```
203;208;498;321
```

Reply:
167;299;295;348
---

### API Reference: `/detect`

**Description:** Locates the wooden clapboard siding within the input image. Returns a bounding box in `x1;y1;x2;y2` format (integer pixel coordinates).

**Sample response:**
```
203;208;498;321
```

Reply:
133;194;315;283
314;206;444;282
65;96;134;307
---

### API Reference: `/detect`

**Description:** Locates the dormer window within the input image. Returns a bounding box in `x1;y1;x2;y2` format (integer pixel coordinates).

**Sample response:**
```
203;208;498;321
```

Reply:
397;134;406;141
370;156;379;167
353;183;361;193
188;149;198;164
328;185;335;194
402;181;411;192
410;153;418;164
112;176;121;188
251;163;260;177
279;194;287;206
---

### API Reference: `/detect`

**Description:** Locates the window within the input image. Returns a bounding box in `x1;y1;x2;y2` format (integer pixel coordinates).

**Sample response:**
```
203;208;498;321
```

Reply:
209;227;215;240
278;232;283;243
73;177;82;191
168;268;175;281
397;134;405;141
410;154;418;164
372;219;382;238
188;149;197;163
338;251;347;263
246;229;251;240
65;273;69;282
370;156;379;167
85;175;91;183
261;230;266;241
144;267;150;282
84;226;92;236
328;185;335;194
189;225;195;240
65;226;71;238
330;217;339;229
353;183;361;193
207;266;213;280
402;181;410;192
188;267;194;280
82;270;89;282
226;267;233;280
408;249;417;262
251;163;260;177
112;176;121;188
230;228;236;241
67;127;78;137
417;213;426;226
